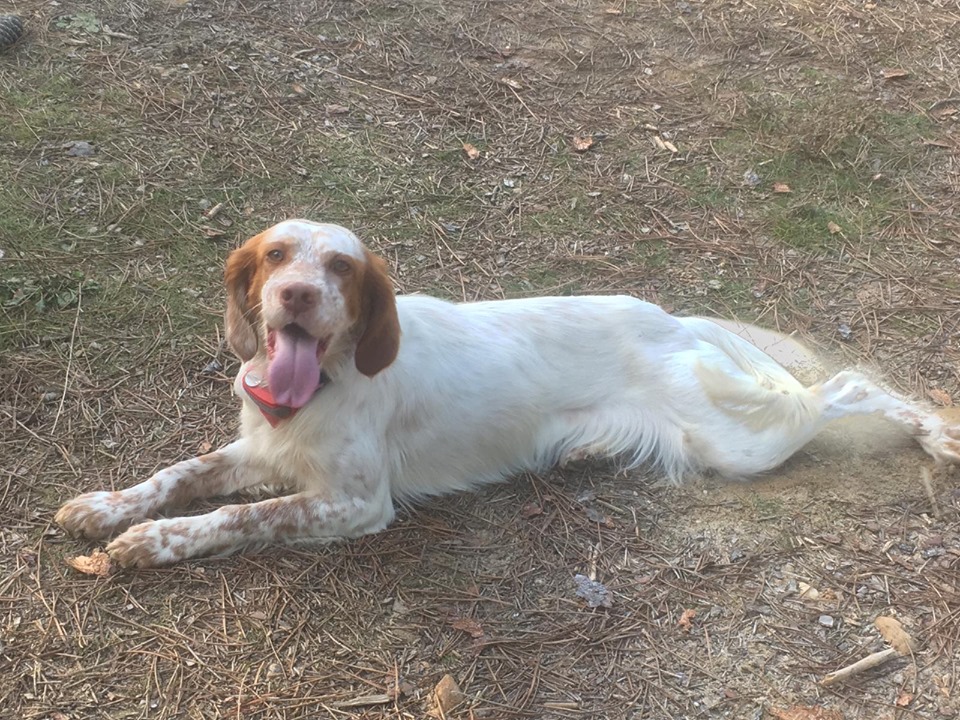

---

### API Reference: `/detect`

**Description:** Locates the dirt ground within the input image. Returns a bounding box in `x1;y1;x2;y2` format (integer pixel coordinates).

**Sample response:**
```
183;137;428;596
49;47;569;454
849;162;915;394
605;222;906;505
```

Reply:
2;0;960;718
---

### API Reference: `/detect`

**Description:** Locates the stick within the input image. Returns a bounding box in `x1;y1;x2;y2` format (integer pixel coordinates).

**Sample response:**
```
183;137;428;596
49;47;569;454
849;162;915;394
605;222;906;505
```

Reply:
821;648;899;686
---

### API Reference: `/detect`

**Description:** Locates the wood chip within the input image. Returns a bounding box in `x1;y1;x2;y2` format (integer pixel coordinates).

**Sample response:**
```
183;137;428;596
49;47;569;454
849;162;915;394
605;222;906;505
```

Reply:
462;142;480;160
875;616;916;654
881;68;910;80
335;694;392;708
773;182;792;193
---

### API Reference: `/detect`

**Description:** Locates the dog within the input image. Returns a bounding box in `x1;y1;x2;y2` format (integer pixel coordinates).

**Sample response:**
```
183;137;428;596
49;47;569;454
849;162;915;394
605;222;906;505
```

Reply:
55;220;960;567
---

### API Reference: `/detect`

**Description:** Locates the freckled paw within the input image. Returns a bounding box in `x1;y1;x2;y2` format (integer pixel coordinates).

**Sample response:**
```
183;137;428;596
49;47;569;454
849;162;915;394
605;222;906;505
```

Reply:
55;492;137;540
920;430;960;465
106;521;170;568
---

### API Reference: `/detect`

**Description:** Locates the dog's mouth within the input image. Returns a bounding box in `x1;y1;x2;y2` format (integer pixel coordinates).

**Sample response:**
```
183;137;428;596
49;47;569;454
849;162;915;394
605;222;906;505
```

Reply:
265;324;329;409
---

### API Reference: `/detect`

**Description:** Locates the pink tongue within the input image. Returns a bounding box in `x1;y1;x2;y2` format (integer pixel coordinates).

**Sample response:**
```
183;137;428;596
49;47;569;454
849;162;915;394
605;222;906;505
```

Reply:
267;328;322;409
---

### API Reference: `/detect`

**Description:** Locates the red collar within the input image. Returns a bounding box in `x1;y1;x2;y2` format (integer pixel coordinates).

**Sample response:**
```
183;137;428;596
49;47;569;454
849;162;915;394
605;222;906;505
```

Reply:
241;370;329;428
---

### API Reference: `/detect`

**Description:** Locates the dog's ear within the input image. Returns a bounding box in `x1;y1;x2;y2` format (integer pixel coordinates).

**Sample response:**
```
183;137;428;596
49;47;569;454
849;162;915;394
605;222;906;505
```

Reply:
355;250;401;377
224;236;262;362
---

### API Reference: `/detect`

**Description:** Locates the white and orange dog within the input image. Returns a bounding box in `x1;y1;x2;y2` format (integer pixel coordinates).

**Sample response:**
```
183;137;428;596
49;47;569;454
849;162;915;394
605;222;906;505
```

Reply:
56;220;960;566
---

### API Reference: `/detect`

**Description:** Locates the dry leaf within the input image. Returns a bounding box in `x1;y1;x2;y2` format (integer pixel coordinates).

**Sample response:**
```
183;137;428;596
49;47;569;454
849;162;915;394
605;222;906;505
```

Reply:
875;616;916;654
771;706;843;720
520;502;543;518
498;76;522;90
66;550;112;577
604;7;623;14
325;103;349;115
928;388;953;407
896;691;914;707
462;142;480;160
199;441;213;453
881;68;910;80
431;674;464;717
572;134;595;152
773;182;792;193
798;582;820;601
827;221;843;235
450;617;484;639
291;83;306;94
678;608;696;631
662;139;678;153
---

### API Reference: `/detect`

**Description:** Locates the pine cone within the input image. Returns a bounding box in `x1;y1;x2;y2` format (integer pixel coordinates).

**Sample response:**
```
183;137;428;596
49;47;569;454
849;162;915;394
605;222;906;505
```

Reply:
0;15;24;51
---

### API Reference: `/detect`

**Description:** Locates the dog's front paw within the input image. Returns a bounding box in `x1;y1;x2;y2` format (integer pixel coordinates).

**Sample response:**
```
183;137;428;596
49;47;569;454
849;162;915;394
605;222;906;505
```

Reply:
55;491;145;540
107;520;182;568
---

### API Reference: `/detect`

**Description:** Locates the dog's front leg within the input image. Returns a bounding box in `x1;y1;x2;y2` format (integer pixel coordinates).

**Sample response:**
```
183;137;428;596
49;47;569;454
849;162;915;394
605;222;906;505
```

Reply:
55;440;261;540
105;480;395;568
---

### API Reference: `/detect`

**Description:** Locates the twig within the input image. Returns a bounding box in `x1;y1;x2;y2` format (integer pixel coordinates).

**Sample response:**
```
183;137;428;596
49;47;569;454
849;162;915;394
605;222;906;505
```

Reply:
52;285;82;435
821;648;899;686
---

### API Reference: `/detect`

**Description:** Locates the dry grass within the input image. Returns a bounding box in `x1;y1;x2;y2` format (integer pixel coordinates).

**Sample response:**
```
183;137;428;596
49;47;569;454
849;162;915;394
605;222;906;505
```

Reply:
2;0;960;717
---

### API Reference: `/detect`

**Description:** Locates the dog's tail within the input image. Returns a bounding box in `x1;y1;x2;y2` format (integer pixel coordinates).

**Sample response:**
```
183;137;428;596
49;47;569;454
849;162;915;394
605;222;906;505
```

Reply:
679;317;823;434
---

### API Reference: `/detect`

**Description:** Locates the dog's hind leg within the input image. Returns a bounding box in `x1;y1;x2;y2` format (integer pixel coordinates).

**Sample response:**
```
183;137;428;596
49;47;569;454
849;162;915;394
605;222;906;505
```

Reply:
815;370;960;464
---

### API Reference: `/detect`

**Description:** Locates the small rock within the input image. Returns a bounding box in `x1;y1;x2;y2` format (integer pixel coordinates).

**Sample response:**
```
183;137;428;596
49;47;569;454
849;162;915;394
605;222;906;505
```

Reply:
201;359;223;374
64;140;95;157
838;323;853;341
743;169;761;187
574;574;612;608
819;615;835;628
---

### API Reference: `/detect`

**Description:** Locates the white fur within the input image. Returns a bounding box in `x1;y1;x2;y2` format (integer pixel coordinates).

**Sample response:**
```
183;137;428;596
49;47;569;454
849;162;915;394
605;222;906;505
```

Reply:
55;223;960;567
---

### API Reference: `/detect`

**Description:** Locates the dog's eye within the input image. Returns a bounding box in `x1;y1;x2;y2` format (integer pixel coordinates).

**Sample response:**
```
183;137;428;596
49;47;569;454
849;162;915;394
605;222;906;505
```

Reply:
266;249;284;263
331;258;351;275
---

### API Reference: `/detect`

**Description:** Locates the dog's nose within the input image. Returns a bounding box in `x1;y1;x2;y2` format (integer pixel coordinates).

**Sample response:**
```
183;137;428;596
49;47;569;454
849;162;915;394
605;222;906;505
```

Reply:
279;283;318;316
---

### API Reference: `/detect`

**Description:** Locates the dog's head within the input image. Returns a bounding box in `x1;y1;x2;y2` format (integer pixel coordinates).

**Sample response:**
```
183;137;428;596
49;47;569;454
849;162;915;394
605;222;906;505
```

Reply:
224;220;400;407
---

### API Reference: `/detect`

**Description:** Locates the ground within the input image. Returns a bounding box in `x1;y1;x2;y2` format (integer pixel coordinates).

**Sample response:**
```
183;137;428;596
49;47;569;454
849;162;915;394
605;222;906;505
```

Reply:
2;0;960;717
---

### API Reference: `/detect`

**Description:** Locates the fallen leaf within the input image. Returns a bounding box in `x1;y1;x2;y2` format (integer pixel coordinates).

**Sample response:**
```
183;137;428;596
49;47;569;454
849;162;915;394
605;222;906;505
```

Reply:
928;388;953;406
773;182;792;193
498;76;522;90
770;706;843;720
584;507;615;527
604;7;623;14
896;691;913;707
875;616;916;654
462;142;480;160
199;441;213;453
678;608;696;631
798;582;820;601
291;83;306;94
520;502;542;518
827;221;843;235
881;68;910;80
431;674;464;717
450;617;484;639
662;138;678;153
572;134;595;152
66;550;112;577
325;103;349;114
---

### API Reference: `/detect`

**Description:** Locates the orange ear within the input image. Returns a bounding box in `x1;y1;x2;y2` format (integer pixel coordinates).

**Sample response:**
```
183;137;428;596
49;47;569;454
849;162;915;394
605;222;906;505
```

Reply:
355;250;401;377
223;237;262;361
